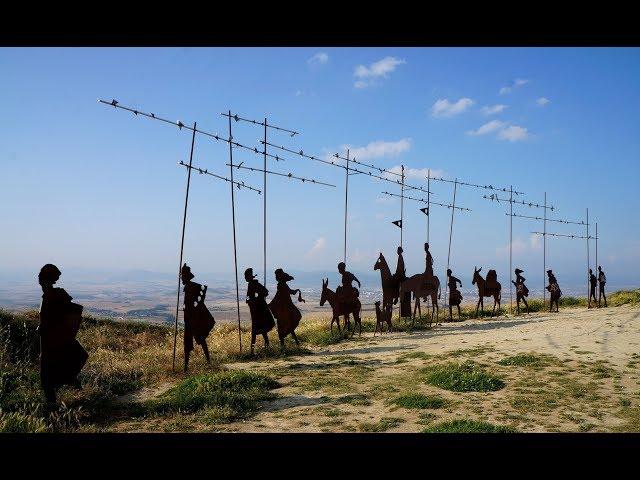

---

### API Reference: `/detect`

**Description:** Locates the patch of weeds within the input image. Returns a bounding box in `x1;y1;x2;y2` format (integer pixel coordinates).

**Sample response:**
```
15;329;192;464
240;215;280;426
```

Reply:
423;419;516;433
620;398;631;407
359;417;405;432
391;393;446;410
447;346;495;358
591;362;615;379
396;352;432;363
416;412;437;425
497;353;554;368
146;370;280;423
335;393;371;406
422;361;505;392
579;423;596;432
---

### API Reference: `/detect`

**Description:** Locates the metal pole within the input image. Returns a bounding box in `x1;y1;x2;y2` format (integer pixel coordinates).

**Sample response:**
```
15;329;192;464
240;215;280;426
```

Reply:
172;122;197;372
445;179;458;307
543;192;547;304
586;208;589;302
263;117;267;286
344;149;349;264
427;169;430;244
596;222;598;273
509;185;513;314
400;165;405;248
228;111;242;353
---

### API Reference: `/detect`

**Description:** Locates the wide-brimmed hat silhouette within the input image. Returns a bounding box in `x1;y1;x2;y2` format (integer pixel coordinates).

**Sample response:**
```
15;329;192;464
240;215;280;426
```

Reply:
274;268;293;283
244;268;257;281
181;263;195;281
39;264;61;283
547;270;553;275
515;268;524;274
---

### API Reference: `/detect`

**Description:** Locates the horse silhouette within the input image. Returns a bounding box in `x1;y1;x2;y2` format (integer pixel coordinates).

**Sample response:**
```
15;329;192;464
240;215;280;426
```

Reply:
398;273;441;325
374;253;399;309
320;278;362;336
472;266;502;317
374;300;393;336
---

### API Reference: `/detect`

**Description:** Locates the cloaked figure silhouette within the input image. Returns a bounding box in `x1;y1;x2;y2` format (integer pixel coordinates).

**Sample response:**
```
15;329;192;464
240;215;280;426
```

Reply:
245;267;275;354
395;246;412;318
424;242;434;278
181;263;215;371
38;264;88;404
269;268;304;350
546;269;562;312
512;268;530;314
447;268;463;321
588;268;598;308
598;266;607;307
472;267;502;317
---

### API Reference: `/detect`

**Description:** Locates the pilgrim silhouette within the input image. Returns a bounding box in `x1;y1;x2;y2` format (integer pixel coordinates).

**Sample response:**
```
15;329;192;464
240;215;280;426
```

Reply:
472;267;502;317
336;262;361;305
269;268;304;350
245;267;275;354
181;263;215;371
424;242;434;278
546;269;562;312
598;266;607;307
588;269;598;308
512;268;530;314
38;264;88;404
447;268;463;321
395;246;412;318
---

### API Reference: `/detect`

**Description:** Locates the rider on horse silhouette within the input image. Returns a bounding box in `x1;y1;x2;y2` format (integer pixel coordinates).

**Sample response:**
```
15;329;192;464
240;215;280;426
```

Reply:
336;262;361;307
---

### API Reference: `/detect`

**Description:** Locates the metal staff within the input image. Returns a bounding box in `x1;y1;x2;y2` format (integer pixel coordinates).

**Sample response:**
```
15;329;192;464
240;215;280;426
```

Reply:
172;122;197;372
344;149;350;263
227;111;242;353
445;179;458;307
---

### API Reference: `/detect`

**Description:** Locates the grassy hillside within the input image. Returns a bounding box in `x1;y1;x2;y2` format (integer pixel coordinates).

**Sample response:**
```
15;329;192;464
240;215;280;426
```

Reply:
1;289;638;432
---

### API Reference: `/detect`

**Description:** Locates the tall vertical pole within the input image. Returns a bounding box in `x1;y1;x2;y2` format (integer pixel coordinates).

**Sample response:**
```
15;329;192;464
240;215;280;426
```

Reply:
343;148;349;264
543;192;547;304
509;185;513;314
400;165;405;248
426;169;431;244
586;208;590;302
228;111;242;353
263;117;267;286
172;122;197;372
445;179;458;307
594;222;598;270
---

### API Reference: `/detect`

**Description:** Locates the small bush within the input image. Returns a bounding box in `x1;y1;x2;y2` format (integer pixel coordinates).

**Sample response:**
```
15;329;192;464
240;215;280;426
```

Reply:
147;370;280;422
422;361;505;392
392;393;446;409
423;419;516;433
609;290;640;307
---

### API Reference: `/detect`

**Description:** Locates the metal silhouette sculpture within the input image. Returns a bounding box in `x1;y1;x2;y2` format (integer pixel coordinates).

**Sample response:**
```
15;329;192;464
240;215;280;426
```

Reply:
546;269;562;312
269;269;304;349
245;267;275;355
472;267;502;317
374;301;393;336
398;273;440;325
374;253;400;309
38;264;88;404
447;269;463;321
588;269;598;308
320;277;362;336
598;266;607;307
336;262;361;304
181;264;215;371
395;247;412;318
512;268;530;314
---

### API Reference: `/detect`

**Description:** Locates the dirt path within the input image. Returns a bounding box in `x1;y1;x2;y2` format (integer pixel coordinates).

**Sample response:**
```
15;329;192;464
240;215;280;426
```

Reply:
217;305;640;432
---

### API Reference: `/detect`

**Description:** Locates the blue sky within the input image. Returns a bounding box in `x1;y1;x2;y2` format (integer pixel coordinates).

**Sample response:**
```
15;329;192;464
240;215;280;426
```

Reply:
1;47;639;288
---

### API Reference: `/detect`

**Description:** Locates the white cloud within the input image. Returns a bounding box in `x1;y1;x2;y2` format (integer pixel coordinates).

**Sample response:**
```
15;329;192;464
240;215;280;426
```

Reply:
537;97;550;106
353;56;406;88
498;125;529;142
307;52;329;66
431;98;474;118
306;237;326;257
467;120;506;136
481;104;508;115
530;234;541;249
496;237;528;258
384;165;446;181
348;139;411;160
499;78;530;95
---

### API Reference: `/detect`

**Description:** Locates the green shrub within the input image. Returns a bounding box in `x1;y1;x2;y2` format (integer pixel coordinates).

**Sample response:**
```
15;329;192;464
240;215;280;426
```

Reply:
423;419;516;433
392;393;446;409
422;361;505;392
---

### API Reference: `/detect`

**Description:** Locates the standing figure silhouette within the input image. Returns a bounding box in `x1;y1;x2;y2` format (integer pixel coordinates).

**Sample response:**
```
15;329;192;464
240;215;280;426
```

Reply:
395;246;411;317
598;266;607;307
447;268;463;321
546;269;562;312
588;269;598;308
38;264;88;404
181;263;215;372
269;268;305;350
512;268;530;314
245;267;275;355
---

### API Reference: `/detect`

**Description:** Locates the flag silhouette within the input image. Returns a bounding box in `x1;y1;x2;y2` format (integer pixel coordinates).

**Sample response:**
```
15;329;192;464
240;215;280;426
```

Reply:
392;220;402;228
420;207;429;216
